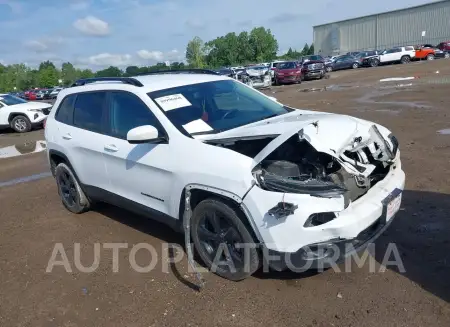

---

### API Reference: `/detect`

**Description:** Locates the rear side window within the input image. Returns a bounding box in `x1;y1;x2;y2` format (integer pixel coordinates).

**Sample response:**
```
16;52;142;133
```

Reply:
55;94;76;125
73;92;106;133
107;91;163;140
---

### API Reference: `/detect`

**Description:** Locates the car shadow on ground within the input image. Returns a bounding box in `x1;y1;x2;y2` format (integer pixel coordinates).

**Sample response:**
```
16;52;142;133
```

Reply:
93;190;450;301
373;190;450;303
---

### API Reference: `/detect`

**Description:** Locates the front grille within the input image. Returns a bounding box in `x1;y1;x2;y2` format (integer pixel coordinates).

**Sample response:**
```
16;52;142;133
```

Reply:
308;63;324;70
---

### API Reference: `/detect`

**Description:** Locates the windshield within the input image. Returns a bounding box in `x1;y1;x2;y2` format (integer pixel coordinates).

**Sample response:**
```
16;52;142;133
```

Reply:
278;62;297;69
247;66;266;70
0;94;27;105
272;62;284;68
303;55;322;61
148;80;289;135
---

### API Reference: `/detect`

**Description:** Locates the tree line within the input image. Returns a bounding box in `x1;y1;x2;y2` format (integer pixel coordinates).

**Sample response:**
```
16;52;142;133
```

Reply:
0;26;314;92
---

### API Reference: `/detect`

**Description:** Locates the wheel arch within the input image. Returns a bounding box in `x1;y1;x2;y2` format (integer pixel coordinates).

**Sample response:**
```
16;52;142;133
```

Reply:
178;184;263;243
8;112;30;123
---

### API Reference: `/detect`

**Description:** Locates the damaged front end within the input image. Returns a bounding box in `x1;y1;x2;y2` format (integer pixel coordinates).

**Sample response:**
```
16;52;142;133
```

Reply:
211;121;399;207
242;67;272;89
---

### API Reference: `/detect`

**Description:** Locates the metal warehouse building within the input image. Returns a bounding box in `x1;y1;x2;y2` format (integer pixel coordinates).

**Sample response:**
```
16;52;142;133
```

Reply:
313;0;450;55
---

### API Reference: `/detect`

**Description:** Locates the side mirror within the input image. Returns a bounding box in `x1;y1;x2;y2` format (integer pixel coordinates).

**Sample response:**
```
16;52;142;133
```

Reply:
127;125;164;144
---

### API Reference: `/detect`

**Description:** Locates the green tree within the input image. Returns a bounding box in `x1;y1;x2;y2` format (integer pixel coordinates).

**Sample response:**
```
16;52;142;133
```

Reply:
125;66;141;76
61;62;77;86
38;66;59;87
248;27;278;62
95;66;122;77
186;36;205;68
301;43;310;56
39;60;56;71
78;69;94;79
236;31;253;64
308;43;315;55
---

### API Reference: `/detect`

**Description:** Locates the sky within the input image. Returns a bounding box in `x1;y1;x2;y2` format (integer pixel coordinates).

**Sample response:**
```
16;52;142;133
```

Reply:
0;0;437;70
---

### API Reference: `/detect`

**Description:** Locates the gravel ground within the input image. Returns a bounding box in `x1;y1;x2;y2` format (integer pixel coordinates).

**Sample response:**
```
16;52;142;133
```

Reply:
0;59;449;327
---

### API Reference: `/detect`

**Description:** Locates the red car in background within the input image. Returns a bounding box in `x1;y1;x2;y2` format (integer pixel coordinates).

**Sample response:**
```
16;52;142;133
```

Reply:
24;89;40;101
273;61;302;85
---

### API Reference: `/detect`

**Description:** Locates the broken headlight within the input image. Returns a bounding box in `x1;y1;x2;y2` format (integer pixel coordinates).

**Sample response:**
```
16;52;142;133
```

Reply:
253;168;347;198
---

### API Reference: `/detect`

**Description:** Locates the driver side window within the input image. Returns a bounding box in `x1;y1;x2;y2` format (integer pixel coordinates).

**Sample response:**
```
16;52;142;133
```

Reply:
107;91;163;140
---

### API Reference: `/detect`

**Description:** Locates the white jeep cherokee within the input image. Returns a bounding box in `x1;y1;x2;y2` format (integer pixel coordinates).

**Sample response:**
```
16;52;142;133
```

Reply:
0;93;52;133
45;71;405;281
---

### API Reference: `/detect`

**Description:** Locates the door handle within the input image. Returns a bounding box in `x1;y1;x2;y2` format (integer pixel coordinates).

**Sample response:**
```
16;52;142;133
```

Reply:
104;144;119;152
62;133;72;140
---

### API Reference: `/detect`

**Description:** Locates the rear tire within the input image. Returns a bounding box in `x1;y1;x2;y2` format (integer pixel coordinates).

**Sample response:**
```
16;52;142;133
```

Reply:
352;62;359;69
426;54;435;61
10;115;31;133
191;199;260;281
400;55;411;64
445;52;450;59
55;163;90;214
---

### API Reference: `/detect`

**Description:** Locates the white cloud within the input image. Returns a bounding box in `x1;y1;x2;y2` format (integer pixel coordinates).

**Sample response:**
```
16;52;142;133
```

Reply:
24;37;64;53
77;53;133;66
70;1;89;11
73;16;110;36
137;49;184;63
137;50;164;61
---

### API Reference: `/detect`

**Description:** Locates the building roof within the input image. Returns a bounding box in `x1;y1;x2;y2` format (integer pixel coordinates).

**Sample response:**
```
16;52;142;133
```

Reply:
313;0;447;27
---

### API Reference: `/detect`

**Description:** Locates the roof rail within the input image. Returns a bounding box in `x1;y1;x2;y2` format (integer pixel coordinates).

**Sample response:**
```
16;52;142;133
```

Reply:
136;69;221;76
70;77;144;87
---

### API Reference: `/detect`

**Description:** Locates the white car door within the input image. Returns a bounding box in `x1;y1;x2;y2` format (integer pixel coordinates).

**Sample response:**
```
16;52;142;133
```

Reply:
102;91;175;216
380;48;396;63
54;92;110;192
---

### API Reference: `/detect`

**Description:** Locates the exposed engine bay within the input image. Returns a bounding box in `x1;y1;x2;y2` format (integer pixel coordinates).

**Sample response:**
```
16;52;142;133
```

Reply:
208;128;397;203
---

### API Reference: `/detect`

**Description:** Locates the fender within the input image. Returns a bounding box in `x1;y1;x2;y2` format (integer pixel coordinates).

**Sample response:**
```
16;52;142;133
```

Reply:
8;112;31;123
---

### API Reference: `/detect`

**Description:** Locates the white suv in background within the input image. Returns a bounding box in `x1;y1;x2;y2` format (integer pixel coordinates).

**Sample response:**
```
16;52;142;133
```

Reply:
0;93;52;133
45;70;405;281
372;46;416;66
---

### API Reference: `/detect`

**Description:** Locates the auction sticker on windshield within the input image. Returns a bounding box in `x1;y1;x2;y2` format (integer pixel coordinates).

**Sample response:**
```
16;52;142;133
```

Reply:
155;94;192;111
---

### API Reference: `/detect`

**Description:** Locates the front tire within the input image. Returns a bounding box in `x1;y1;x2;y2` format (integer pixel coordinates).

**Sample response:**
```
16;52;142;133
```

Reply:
400;55;411;64
55;163;90;214
10;115;31;133
370;58;380;67
326;66;332;72
191;199;260;281
445;52;450;59
352;62;359;69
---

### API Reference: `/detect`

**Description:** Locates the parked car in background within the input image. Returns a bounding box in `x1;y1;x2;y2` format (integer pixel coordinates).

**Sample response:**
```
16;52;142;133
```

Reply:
299;55;325;64
269;60;286;81
437;41;450;52
49;87;63;99
215;68;237;79
413;45;436;61
420;44;449;59
273;61;302;85
370;46;416;66
300;59;325;80
0;93;51;132
327;55;360;71
242;65;272;88
24;89;38;101
346;51;360;56
360;51;383;67
35;89;47;100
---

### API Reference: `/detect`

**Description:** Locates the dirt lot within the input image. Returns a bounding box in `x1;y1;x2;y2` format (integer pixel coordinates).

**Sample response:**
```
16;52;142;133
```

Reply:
1;60;450;327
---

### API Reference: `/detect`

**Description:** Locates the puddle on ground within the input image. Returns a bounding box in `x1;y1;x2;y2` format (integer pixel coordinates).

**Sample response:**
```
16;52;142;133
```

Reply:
0;171;52;188
437;129;450;135
356;89;431;109
0;141;47;159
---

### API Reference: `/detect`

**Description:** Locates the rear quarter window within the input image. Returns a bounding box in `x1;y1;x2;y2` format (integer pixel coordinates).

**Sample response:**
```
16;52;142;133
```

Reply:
55;94;76;125
73;92;106;133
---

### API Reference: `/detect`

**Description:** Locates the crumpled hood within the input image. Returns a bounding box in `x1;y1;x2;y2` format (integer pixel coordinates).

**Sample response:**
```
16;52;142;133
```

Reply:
246;68;269;76
199;110;394;171
7;101;52;111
